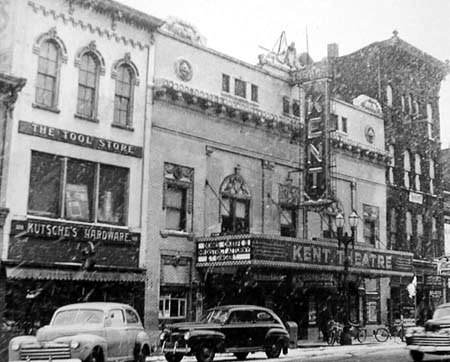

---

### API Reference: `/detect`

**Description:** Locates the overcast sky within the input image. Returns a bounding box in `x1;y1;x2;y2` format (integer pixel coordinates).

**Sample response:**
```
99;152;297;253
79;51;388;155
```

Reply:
121;0;450;148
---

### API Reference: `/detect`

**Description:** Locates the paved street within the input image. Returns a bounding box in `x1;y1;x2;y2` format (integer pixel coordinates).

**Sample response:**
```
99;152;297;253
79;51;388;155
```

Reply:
147;340;423;362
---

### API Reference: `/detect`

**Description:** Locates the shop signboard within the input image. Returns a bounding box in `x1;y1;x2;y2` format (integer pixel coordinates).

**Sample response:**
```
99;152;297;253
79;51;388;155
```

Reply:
196;235;413;275
11;218;140;244
18;121;143;158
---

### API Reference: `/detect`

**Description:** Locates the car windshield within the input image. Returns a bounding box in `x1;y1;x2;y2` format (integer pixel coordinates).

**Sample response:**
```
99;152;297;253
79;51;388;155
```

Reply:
200;309;229;324
52;309;104;326
433;306;450;320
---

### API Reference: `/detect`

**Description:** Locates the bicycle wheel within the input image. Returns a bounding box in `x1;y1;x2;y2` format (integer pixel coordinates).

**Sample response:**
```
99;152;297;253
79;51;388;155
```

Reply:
374;327;390;342
327;330;336;345
357;328;367;343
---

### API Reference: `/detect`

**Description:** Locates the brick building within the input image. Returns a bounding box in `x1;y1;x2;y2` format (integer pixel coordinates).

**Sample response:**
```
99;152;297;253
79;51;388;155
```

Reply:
331;31;449;321
0;0;161;330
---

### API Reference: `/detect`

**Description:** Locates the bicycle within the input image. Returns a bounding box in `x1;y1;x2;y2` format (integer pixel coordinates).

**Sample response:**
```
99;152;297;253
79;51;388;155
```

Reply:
326;320;343;346
348;321;367;343
373;320;405;342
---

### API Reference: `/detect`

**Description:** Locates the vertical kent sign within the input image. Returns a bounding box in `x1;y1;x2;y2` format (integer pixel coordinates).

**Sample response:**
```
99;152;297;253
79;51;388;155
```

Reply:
291;63;333;206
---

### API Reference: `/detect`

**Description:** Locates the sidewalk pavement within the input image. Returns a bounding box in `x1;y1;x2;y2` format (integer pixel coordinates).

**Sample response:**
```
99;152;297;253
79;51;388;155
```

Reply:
146;337;406;362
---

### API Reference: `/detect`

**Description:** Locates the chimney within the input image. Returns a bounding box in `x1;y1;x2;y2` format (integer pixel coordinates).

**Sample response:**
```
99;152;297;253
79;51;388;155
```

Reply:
327;43;339;59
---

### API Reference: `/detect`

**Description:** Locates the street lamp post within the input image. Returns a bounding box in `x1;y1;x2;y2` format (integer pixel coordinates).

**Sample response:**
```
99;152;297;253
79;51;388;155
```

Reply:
335;211;359;339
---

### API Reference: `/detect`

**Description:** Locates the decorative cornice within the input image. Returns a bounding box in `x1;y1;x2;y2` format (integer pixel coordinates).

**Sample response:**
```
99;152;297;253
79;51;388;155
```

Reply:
331;134;390;165
153;78;304;139
0;73;26;105
28;1;151;50
62;0;163;31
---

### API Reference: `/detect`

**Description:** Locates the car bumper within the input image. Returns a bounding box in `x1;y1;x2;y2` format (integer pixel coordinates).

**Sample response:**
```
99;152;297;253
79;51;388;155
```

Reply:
9;359;81;362
161;341;191;355
407;345;450;353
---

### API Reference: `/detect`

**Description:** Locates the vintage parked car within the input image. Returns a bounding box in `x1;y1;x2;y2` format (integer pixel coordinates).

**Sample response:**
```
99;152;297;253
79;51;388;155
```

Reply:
8;302;151;362
406;302;450;361
159;304;290;362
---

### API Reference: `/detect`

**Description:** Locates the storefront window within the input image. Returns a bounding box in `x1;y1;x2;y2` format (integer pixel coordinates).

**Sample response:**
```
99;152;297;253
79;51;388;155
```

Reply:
28;152;62;218
28;151;129;225
159;295;187;319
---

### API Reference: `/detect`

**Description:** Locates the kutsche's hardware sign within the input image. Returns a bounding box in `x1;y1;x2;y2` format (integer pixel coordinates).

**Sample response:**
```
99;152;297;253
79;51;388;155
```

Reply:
18;121;143;158
11;219;140;244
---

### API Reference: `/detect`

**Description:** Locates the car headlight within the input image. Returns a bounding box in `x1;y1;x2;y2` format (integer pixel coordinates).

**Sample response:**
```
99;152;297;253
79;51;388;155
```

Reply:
184;331;191;341
159;332;166;341
11;342;20;351
70;341;80;349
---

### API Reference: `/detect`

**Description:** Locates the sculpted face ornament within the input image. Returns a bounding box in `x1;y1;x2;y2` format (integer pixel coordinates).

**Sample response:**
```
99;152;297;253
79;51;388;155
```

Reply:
365;126;375;143
175;58;193;81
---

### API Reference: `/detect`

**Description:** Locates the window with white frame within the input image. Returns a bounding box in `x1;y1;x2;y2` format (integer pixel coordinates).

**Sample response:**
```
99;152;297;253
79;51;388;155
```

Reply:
414;153;421;191
159;295;187;319
28;151;129;225
36;40;62;109
113;64;136;128
76;52;101;119
403;150;411;189
406;211;412;247
234;78;246;98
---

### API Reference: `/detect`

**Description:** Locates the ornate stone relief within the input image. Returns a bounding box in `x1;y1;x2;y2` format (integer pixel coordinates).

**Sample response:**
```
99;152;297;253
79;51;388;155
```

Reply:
33;27;68;63
74;41;106;75
111;52;140;86
279;177;300;206
174;58;193;82
220;165;251;199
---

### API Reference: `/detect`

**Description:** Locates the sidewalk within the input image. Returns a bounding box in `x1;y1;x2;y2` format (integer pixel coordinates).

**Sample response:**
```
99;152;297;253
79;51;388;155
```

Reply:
146;337;405;362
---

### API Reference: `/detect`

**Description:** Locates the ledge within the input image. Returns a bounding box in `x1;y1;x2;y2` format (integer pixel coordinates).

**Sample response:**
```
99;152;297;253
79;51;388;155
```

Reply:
331;134;390;165
112;122;135;132
74;113;99;123
160;229;195;241
32;103;60;114
153;78;303;140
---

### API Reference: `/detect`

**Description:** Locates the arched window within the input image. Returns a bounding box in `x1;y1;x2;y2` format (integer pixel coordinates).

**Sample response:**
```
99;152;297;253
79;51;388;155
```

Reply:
388;144;395;184
75;41;105;120
33;28;67;110
403;150;411;189
430;158;435;194
114;65;134;127
220;166;251;234
77;53;100;118
414;153;421;191
386;85;393;107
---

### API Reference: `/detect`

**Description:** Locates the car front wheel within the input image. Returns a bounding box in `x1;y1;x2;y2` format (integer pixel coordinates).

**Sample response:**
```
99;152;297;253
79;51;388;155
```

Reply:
135;345;150;362
165;353;183;362
84;347;104;362
265;341;282;359
234;352;248;360
195;343;215;362
410;351;424;362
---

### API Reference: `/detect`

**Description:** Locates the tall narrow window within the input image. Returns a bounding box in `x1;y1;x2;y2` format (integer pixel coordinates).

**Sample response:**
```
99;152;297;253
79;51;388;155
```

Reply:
163;163;194;232
408;94;413;114
403;150;411;189
363;205;379;245
417;214;423;237
282;97;290;114
251;84;258;102
430;158;435;194
414;101;420;117
36;40;60;108
427;103;434;139
77;53;99;119
114;65;134;127
386;85;393;107
432;217;437;240
220;166;251;235
406;211;412;248
414;153;421;191
401;95;405;112
389;208;397;249
341;117;348;133
293;101;300;117
222;74;230;93
388;144;395;184
234;78;246;98
280;207;297;237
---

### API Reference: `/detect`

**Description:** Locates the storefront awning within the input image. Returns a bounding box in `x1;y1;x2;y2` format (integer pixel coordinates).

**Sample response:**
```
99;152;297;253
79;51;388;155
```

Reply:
5;266;145;283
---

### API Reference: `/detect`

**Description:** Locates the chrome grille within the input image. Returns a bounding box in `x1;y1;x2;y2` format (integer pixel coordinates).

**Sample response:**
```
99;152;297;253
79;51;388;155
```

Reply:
408;335;450;346
20;345;71;360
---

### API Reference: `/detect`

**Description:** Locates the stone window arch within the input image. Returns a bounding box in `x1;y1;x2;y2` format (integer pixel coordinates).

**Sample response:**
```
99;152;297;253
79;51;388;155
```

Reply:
74;41;105;120
111;53;140;128
219;165;251;234
386;84;393;107
33;28;68;110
